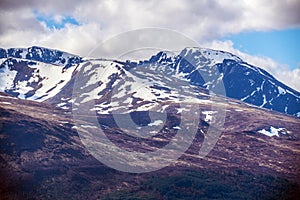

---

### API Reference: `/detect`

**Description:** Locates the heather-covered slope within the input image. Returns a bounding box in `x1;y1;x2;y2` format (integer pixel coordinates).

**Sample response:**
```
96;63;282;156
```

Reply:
1;92;299;199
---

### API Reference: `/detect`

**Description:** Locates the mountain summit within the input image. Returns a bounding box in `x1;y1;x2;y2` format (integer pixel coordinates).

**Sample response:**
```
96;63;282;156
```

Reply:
0;46;299;117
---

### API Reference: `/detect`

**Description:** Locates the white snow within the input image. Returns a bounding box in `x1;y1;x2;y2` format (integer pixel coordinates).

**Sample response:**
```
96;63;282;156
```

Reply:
81;124;98;129
176;107;190;113
235;109;243;112
241;89;258;101
285;89;300;98
202;111;217;123
79;61;121;103
0;58;76;101
148;120;163;126
85;59;213;114
258;126;286;137
61;97;70;101
57;102;67;107
25;61;76;101
249;79;255;86
260;80;265;91
184;47;242;65
260;95;267;107
277;86;286;95
217;73;224;81
59;121;69;124
0;64;17;91
240;63;257;72
173;126;181;130
60;106;69;110
0;101;11;105
0;95;17;99
20;50;27;59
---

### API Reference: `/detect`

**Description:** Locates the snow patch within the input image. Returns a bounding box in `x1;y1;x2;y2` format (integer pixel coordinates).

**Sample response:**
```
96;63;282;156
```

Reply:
81;124;98;129
173;126;181;130
148;120;163;126
176;107;190;114
0;101;11;105
202;111;217;123
277;86;286;95
258;126;286;137
260;95;267;107
0;65;17;91
235;109;243;112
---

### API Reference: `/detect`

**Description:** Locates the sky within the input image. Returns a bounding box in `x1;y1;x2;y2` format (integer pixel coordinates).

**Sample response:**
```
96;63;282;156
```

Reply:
0;0;299;91
223;29;300;70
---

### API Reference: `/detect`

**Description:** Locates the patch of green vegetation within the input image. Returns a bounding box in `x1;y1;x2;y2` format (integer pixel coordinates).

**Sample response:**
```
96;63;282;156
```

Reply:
104;169;300;200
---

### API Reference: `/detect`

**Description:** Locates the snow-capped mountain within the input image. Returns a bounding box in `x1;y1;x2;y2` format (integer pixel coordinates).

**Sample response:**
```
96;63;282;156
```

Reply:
0;46;81;101
0;46;82;67
1;47;300;199
0;46;299;117
138;47;300;117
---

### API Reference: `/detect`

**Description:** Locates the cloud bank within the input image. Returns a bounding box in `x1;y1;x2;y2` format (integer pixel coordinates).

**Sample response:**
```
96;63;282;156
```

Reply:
0;0;299;90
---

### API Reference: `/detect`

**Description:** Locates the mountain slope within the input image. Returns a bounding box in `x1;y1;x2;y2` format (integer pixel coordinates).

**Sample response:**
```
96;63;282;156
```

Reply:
0;46;81;101
1;91;300;199
0;46;82;67
1;46;300;199
0;46;299;117
138;47;300;116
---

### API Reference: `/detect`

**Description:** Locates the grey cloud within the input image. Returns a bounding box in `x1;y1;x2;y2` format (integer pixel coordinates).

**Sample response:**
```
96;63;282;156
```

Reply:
0;10;43;34
0;0;36;10
273;0;300;27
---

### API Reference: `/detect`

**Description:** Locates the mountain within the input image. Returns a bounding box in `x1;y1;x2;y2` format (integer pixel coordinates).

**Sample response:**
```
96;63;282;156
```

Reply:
1;91;300;199
0;46;82;67
140;48;300;116
0;46;299;118
0;46;81;101
1;46;300;199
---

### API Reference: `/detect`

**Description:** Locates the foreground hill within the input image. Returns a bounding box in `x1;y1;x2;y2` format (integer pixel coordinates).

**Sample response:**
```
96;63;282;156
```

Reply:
0;92;299;199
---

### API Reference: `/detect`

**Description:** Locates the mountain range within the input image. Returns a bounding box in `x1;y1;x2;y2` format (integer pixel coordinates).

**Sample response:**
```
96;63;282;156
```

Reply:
0;46;299;117
0;46;300;199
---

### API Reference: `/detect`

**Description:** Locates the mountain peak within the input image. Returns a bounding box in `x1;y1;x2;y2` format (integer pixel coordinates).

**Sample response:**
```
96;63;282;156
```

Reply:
0;46;299;117
180;47;243;63
1;46;82;67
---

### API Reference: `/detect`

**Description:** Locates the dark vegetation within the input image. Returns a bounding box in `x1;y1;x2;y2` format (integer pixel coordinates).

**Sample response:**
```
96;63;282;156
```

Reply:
104;169;300;200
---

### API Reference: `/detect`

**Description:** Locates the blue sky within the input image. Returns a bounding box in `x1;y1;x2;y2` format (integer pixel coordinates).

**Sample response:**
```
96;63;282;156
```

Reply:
222;29;300;70
34;10;79;30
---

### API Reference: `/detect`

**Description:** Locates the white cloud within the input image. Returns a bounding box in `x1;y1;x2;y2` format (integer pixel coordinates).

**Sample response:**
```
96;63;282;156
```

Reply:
1;0;300;48
37;23;103;56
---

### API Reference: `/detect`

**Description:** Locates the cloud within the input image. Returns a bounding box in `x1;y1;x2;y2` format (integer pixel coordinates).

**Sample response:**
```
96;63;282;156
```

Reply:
1;0;300;47
0;1;299;43
0;0;299;90
33;11;81;30
37;23;102;55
